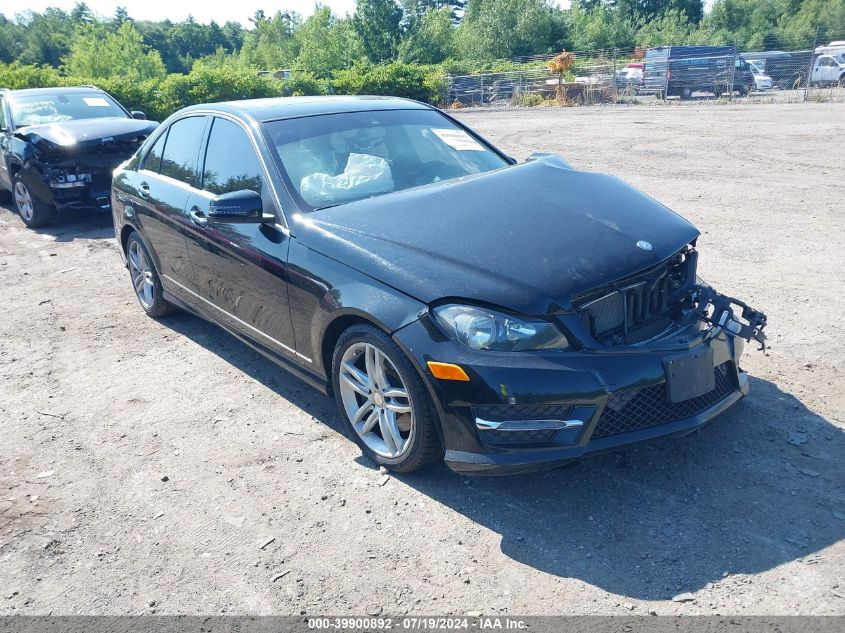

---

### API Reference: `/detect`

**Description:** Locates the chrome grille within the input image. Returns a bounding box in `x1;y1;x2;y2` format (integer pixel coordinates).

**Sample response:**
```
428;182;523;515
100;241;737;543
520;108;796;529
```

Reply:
592;361;737;438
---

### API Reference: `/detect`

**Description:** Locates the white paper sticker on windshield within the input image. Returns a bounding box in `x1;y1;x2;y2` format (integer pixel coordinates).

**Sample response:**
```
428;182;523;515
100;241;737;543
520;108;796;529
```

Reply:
432;128;485;151
83;97;110;107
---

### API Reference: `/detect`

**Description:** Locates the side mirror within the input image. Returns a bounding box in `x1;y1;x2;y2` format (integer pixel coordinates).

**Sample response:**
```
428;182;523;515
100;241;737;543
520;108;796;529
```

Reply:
208;189;270;223
131;111;147;120
525;152;573;170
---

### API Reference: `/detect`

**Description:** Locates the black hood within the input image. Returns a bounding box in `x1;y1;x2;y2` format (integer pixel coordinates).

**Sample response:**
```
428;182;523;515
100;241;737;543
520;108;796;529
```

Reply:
16;117;158;150
294;160;700;315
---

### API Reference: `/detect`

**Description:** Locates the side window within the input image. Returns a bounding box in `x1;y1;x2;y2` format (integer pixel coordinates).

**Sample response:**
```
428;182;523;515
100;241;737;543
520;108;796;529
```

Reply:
141;130;167;173
202;118;264;196
0;97;6;130
159;116;207;187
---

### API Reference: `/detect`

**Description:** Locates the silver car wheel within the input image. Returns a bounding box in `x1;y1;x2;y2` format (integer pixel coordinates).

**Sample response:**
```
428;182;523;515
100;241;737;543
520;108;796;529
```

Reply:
14;181;34;222
338;342;414;458
128;240;156;309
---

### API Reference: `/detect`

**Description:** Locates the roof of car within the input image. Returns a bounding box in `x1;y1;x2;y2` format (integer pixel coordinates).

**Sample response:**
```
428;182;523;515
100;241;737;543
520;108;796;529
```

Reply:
2;86;104;97
178;95;433;123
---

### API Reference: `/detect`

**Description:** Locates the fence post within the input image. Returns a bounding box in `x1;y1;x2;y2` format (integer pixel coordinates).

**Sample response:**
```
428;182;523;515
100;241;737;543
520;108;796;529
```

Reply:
804;26;819;102
729;40;737;101
612;48;618;101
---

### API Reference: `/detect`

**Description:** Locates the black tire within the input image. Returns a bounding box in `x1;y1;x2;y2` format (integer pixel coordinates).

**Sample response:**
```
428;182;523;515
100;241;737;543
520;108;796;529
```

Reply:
680;87;693;100
125;232;176;318
12;173;54;228
331;323;442;473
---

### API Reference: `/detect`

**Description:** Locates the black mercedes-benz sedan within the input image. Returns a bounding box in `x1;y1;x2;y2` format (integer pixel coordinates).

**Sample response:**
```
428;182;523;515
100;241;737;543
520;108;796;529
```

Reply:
0;86;156;228
111;96;766;475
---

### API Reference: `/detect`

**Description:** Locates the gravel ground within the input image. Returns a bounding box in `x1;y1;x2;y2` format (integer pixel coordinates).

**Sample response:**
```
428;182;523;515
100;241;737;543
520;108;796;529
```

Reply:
1;102;844;616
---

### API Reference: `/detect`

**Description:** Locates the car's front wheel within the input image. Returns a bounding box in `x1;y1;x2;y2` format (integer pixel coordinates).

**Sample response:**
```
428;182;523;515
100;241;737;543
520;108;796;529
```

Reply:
13;175;53;228
332;324;441;473
126;232;175;318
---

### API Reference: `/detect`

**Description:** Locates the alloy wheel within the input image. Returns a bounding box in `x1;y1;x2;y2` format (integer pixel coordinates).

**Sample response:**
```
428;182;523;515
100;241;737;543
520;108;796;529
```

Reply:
338;342;414;458
13;181;34;222
128;240;155;309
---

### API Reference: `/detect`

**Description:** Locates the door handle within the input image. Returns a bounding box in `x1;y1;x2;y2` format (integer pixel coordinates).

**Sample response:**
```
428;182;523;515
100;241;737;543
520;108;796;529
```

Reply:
138;181;150;198
189;206;208;228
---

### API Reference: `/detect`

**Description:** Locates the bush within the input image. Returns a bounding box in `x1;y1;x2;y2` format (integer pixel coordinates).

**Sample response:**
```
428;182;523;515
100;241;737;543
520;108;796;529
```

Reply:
331;62;445;103
0;62;64;89
516;92;545;107
0;60;449;123
154;68;278;120
279;72;330;97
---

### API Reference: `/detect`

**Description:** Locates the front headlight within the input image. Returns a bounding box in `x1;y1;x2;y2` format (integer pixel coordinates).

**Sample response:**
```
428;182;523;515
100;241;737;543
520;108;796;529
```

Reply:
433;304;569;352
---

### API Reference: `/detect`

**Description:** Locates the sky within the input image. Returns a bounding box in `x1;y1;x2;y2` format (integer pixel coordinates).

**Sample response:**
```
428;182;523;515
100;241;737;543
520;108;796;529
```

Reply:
7;1;370;25
3;0;714;26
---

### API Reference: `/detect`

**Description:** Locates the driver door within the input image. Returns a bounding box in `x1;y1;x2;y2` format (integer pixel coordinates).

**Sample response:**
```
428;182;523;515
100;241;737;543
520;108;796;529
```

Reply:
182;116;298;361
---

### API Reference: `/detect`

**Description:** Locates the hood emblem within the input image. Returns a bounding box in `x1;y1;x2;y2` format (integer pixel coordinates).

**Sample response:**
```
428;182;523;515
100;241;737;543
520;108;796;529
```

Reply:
636;240;653;251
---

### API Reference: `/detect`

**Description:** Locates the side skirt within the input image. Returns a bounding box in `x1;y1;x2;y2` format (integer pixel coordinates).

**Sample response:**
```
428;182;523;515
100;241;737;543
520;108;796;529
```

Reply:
162;288;330;396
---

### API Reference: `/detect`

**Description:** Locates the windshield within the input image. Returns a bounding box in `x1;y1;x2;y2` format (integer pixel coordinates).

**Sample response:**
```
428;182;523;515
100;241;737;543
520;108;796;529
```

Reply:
263;109;509;211
747;60;765;74
9;92;128;128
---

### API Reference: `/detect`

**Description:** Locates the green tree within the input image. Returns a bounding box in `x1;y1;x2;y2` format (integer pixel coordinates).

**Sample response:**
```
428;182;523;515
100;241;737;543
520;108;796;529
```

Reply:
636;7;694;46
564;3;637;50
239;10;301;70
457;0;566;60
64;21;166;80
353;0;404;63
12;9;77;67
400;0;467;26
398;7;457;63
616;0;703;24
295;8;365;76
777;0;845;46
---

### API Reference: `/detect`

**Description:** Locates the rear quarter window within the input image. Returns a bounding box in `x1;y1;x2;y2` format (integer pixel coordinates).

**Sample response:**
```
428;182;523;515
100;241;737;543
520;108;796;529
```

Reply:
141;131;167;173
158;116;207;187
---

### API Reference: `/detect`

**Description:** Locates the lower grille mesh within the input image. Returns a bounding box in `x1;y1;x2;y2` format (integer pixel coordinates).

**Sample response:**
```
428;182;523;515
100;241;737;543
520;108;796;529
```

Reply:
473;404;574;422
592;362;737;438
481;428;561;445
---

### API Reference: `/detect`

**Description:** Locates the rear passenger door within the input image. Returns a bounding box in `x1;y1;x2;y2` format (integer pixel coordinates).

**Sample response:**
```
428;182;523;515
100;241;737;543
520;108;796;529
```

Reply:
182;116;298;359
131;115;209;295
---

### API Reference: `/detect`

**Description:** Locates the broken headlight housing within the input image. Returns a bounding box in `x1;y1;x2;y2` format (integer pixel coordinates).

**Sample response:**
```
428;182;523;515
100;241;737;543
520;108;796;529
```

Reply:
48;171;92;189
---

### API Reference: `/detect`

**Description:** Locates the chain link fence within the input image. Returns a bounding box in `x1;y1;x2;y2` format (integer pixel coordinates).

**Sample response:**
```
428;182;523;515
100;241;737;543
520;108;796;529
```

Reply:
443;39;845;108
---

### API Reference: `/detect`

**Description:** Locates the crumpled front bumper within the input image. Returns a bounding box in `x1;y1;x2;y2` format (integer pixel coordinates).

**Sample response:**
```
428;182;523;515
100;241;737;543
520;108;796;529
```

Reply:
392;315;750;475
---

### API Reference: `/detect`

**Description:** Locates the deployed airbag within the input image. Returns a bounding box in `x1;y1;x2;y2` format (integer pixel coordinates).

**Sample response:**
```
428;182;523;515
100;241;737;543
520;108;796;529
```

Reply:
300;153;394;207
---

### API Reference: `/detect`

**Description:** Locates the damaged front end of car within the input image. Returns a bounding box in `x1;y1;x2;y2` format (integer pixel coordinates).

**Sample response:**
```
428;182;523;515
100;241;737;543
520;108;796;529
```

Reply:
399;242;768;475
569;243;766;353
13;119;157;213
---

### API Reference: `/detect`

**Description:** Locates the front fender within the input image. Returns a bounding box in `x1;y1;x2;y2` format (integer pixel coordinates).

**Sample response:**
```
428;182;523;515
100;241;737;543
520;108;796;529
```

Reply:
287;238;426;377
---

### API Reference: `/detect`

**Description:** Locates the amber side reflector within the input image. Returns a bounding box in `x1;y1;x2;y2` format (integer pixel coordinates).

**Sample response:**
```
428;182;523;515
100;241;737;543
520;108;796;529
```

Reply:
427;361;470;382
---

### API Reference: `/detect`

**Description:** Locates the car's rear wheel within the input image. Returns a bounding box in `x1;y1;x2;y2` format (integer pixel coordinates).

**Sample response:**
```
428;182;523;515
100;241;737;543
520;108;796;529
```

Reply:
13;175;53;228
126;232;175;318
332;324;441;473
